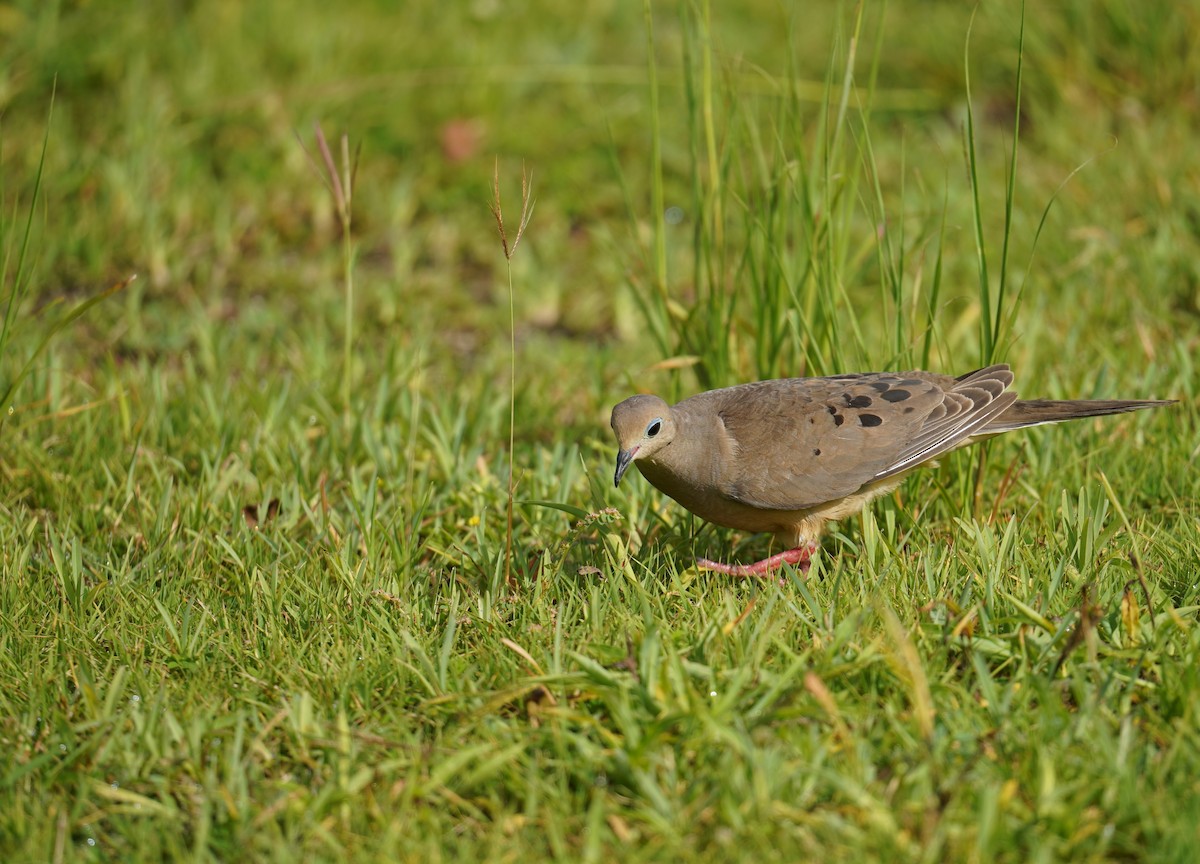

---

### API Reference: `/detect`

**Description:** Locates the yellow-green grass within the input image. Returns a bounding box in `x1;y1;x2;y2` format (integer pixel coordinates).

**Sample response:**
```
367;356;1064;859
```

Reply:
1;1;1198;861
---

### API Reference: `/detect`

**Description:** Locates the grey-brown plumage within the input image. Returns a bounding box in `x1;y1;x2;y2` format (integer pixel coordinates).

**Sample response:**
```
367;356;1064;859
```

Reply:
610;364;1172;576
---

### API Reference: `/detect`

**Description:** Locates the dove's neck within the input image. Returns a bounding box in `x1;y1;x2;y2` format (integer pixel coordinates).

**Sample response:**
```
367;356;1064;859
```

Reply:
637;407;727;502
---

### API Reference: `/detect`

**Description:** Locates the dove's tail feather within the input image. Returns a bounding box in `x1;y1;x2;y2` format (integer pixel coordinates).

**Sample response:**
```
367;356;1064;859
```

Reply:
983;398;1174;434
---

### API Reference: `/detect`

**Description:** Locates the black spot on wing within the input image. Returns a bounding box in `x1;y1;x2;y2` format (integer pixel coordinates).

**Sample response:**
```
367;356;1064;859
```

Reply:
859;413;882;427
847;395;873;408
881;389;911;402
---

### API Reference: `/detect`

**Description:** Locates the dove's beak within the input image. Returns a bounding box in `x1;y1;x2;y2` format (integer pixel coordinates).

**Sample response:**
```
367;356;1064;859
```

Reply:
614;447;637;487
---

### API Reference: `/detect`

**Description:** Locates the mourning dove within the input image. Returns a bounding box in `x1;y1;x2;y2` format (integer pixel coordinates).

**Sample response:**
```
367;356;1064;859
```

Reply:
610;364;1172;576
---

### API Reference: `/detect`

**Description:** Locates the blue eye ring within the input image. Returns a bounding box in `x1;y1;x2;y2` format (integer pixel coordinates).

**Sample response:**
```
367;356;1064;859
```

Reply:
646;419;663;437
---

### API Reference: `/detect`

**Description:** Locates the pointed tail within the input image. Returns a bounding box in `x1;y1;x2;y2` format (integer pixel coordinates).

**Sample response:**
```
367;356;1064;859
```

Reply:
983;398;1175;434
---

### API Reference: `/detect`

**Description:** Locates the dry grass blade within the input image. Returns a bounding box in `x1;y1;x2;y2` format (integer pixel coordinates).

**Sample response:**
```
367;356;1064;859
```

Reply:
490;159;535;261
313;122;348;217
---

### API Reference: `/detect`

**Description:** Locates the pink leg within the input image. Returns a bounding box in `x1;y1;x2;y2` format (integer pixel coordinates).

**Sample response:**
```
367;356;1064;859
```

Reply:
696;542;817;578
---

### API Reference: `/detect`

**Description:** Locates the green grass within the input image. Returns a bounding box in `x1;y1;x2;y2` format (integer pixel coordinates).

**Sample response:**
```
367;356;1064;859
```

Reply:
2;0;1199;861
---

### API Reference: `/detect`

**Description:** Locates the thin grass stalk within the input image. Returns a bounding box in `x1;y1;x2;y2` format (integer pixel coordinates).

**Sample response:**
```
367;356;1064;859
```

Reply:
505;262;517;588
489;163;533;590
680;0;703;381
643;0;668;327
853;1;906;367
963;9;992;366
827;5;870;370
993;0;1027;360
922;189;948;370
698;0;723;263
892;148;908;365
310;123;358;430
0;89;54;374
857;111;903;366
683;0;731;389
340;139;356;430
962;9;993;517
971;5;1028;512
828;7;859;178
792;50;833;376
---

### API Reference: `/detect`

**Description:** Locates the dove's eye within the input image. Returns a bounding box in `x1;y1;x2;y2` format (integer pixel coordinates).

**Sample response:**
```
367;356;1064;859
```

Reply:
646;419;663;438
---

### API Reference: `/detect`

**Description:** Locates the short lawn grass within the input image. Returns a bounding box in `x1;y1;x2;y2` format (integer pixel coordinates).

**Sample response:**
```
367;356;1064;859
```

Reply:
2;1;1198;861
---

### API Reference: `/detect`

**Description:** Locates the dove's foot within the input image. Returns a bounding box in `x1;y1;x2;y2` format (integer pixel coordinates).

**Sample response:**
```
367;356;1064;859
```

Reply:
696;542;816;578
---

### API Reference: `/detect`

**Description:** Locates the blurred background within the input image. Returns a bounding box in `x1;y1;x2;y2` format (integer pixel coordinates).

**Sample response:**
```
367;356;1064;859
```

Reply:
3;1;1196;401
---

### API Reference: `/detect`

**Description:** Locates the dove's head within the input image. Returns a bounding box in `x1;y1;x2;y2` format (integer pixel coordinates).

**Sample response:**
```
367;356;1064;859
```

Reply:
610;394;676;487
